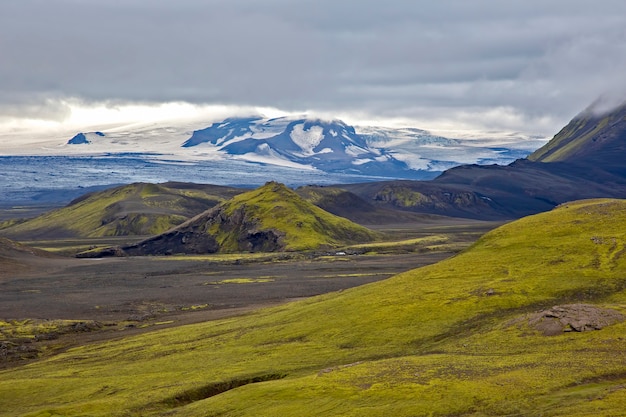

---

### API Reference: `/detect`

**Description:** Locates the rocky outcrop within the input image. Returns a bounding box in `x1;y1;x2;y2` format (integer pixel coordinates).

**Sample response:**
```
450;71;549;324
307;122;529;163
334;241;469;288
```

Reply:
523;304;625;336
122;230;220;256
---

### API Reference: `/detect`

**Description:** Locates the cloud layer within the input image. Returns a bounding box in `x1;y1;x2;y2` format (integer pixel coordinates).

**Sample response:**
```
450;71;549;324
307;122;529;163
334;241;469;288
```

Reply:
2;0;626;134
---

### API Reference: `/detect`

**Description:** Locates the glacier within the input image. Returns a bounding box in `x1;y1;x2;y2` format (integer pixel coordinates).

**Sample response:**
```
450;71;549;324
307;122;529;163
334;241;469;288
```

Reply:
0;115;548;206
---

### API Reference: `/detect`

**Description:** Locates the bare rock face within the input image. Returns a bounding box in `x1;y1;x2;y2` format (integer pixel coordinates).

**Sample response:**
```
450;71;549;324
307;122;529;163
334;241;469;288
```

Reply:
122;230;220;256
526;304;624;336
237;230;282;252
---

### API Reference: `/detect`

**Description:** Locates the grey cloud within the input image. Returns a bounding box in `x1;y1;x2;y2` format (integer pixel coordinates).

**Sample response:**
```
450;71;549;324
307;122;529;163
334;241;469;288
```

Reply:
0;94;72;122
1;0;626;133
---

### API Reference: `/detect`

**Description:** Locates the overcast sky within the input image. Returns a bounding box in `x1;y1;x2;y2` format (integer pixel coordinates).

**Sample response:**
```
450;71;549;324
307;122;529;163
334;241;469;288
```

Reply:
2;0;626;136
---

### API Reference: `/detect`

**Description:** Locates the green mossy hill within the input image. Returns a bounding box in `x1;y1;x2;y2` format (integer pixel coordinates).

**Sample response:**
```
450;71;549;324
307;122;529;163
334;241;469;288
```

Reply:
0;182;242;239
4;199;626;416
207;182;379;251
122;182;379;255
528;100;626;168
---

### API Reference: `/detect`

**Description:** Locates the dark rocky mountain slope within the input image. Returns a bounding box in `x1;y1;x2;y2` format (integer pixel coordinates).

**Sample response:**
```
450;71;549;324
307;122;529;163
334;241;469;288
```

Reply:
527;100;626;176
340;100;626;220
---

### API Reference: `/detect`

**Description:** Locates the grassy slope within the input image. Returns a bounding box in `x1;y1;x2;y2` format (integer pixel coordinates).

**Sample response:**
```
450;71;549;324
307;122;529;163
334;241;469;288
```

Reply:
2;199;626;416
205;182;379;251
0;183;233;239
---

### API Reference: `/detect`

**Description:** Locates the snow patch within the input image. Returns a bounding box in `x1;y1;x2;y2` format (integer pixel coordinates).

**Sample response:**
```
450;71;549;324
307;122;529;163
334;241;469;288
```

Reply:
388;153;431;170
234;150;317;170
220;133;254;148
344;145;369;157
352;158;372;166
290;123;324;155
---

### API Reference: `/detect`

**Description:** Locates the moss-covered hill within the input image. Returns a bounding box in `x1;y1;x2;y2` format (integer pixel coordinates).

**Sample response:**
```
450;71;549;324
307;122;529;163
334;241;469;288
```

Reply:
296;184;443;225
3;198;626;416
0;182;243;239
119;182;379;255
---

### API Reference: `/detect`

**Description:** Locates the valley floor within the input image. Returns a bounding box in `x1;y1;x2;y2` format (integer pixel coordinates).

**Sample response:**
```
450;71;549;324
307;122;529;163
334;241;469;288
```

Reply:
1;218;499;369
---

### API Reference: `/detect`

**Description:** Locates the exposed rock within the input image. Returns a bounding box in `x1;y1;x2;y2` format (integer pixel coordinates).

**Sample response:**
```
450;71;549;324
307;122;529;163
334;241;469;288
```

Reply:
123;230;220;256
239;230;282;252
525;304;624;336
68;132;89;144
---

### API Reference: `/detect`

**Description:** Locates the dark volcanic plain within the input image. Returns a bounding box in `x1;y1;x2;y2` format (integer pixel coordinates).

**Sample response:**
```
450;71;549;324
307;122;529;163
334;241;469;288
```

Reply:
0;252;454;322
2;223;493;321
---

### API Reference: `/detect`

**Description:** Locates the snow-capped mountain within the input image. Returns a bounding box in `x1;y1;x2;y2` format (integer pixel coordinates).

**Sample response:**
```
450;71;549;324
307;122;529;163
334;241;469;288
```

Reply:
359;126;548;171
181;117;414;177
9;114;548;180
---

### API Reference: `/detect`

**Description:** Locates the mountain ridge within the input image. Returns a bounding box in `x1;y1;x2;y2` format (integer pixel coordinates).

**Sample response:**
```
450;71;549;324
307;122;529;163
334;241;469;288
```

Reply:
341;100;626;219
45;115;544;179
181;116;419;177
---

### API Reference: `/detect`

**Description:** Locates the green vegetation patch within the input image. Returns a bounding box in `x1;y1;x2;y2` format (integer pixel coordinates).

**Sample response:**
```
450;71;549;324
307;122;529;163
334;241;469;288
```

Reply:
180;304;210;311
373;185;431;208
206;278;276;285
346;235;452;254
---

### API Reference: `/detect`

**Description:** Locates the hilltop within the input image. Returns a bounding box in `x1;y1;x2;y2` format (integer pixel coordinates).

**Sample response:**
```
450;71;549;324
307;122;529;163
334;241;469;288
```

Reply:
3;198;626;416
96;182;379;256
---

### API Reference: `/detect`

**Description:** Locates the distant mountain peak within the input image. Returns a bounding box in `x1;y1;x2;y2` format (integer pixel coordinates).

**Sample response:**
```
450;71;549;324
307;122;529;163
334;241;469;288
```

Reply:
67;131;105;145
181;116;414;177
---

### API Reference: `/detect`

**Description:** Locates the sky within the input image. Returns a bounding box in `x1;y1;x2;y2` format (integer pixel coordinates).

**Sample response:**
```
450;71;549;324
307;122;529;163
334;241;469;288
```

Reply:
2;0;626;137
